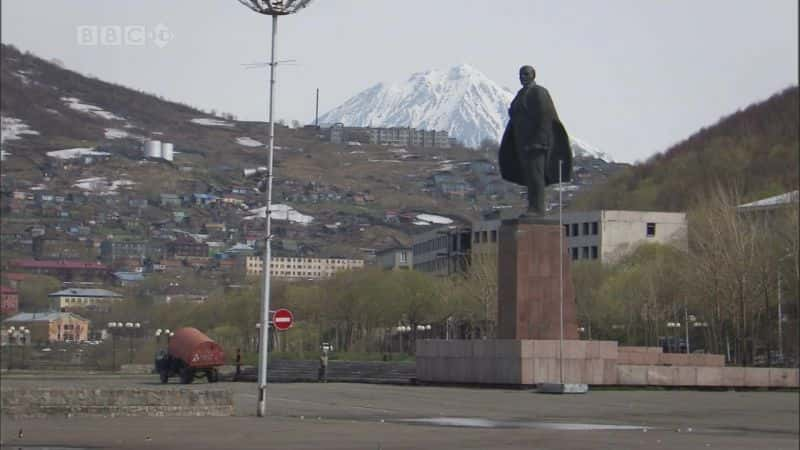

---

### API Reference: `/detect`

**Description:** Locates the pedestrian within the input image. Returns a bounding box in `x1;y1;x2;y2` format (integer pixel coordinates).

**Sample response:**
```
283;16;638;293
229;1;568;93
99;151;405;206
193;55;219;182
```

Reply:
318;348;328;383
234;348;241;381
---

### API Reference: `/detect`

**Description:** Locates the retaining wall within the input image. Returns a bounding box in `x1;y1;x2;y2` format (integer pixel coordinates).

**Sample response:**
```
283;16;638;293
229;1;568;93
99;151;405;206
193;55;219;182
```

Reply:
1;388;234;418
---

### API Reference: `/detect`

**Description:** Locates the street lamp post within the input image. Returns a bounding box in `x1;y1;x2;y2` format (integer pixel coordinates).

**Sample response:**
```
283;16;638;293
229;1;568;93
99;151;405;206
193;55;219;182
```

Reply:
237;0;312;418
108;322;120;371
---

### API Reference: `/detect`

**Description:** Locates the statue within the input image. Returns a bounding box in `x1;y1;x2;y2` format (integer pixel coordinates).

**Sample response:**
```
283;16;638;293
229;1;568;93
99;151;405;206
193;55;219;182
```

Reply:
499;65;573;219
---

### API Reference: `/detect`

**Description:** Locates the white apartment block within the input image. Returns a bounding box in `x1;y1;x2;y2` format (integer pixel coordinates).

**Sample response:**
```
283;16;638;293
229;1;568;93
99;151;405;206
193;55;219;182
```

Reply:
243;256;365;280
560;210;687;263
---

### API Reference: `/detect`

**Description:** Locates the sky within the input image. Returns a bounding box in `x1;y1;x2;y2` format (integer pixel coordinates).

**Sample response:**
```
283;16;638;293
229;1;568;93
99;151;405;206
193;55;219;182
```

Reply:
1;0;797;163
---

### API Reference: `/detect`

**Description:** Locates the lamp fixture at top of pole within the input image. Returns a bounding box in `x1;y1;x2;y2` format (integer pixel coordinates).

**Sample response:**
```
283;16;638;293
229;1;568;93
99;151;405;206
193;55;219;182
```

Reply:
238;0;312;15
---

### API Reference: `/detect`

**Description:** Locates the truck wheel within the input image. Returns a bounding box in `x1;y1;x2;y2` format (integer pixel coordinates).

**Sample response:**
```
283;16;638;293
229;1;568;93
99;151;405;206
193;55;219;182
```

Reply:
207;369;218;383
179;367;194;384
159;370;169;384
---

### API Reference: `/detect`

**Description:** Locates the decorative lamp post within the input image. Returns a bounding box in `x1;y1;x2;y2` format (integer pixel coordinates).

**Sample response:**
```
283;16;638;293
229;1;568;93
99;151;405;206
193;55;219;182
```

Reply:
237;0;313;418
125;322;141;364
107;321;125;371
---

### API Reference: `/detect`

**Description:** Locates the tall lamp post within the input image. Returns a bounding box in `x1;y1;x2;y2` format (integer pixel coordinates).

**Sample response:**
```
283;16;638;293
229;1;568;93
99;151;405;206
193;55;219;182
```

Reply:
237;0;312;418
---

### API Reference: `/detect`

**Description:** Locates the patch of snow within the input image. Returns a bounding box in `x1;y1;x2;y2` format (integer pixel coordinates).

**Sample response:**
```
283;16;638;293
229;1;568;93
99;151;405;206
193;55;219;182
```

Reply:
104;128;129;139
346;141;362;147
1;117;40;142
190;118;235;128
413;220;431;226
61;97;125;121
368;159;402;163
73;177;135;194
349;150;366;154
388;148;408;154
47;148;110;159
236;136;263;147
416;213;453;224
245;204;314;224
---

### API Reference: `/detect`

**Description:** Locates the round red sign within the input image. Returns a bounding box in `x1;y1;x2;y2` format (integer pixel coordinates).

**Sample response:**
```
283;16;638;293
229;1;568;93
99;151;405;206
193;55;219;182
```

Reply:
272;308;294;331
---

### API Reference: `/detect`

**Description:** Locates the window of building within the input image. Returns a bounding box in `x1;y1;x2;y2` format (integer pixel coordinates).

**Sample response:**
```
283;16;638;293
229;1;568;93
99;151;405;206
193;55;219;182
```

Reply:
564;225;570;237
646;222;656;237
481;231;488;243
571;248;578;260
571;223;579;236
582;222;589;235
591;246;598;259
399;251;408;264
591;222;598;235
490;230;497;243
582;247;589;259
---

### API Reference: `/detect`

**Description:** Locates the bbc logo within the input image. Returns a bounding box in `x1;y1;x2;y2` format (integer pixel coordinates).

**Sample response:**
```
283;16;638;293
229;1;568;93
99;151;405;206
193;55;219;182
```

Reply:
76;24;173;48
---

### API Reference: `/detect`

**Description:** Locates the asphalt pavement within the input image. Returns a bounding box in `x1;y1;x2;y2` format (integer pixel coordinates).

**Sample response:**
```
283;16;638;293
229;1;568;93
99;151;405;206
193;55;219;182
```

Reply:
1;372;798;449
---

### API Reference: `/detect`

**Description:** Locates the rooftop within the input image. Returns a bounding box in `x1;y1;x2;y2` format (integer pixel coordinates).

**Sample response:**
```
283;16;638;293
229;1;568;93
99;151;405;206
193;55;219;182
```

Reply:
11;259;109;270
3;311;88;323
48;288;122;298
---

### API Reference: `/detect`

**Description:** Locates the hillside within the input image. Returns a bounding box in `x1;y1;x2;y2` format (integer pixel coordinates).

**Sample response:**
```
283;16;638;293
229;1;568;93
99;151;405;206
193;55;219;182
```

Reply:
0;44;625;259
571;87;799;211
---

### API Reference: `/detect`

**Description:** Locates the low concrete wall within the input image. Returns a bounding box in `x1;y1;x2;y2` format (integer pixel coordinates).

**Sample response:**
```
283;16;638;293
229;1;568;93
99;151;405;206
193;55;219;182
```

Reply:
1;388;234;418
617;347;725;367
616;365;799;388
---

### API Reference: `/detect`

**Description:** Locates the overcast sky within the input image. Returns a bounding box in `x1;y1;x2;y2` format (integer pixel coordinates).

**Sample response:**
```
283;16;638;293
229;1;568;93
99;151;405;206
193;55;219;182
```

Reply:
2;0;797;163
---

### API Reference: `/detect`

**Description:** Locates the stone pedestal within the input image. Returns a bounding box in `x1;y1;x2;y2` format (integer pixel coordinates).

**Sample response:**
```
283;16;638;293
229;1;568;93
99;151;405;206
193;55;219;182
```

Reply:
497;220;578;340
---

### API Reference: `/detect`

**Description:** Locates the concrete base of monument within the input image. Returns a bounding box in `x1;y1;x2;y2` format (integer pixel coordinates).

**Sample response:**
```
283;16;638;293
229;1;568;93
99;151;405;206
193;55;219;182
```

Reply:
416;339;800;388
536;382;589;394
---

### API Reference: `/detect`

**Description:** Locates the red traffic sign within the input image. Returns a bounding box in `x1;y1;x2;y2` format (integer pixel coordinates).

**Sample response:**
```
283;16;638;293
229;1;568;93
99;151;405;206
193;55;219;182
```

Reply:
272;308;294;331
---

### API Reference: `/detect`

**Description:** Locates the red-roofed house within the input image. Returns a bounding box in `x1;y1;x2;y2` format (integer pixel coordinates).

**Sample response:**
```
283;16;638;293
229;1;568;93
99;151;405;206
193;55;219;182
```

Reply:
10;259;110;281
1;286;19;315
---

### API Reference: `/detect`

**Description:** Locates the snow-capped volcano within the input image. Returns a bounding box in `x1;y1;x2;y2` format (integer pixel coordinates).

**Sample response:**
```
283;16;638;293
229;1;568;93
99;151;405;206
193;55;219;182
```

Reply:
319;64;613;161
319;64;513;149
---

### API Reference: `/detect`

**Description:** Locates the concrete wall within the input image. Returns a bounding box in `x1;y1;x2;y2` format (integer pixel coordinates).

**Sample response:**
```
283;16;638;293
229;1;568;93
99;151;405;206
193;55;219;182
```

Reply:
1;388;233;418
600;210;687;262
617;347;725;367
616;365;799;388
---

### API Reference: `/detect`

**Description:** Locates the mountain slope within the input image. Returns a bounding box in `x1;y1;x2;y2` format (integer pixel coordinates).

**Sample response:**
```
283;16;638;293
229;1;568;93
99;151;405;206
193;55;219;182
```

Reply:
571;86;799;211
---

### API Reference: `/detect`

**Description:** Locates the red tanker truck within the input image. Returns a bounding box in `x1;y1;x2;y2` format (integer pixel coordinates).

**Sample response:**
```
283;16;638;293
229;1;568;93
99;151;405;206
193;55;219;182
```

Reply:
154;327;225;384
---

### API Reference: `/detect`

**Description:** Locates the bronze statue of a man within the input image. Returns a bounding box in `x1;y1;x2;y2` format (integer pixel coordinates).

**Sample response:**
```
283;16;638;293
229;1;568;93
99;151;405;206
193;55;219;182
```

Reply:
499;65;573;219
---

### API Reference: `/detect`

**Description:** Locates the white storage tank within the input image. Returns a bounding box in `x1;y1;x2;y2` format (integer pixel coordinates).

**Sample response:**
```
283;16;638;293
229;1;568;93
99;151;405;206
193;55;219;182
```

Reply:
144;140;162;158
161;142;174;161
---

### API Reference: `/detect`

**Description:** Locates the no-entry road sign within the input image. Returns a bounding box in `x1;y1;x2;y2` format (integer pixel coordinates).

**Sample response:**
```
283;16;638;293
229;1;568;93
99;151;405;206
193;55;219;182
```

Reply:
272;308;294;331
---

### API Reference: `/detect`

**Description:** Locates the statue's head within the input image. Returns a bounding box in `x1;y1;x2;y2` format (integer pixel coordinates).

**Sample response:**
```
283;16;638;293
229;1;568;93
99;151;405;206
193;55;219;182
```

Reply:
519;66;535;87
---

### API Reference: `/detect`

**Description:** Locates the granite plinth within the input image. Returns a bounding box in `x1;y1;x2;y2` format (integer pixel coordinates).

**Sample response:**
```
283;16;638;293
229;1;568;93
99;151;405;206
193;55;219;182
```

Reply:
497;221;578;340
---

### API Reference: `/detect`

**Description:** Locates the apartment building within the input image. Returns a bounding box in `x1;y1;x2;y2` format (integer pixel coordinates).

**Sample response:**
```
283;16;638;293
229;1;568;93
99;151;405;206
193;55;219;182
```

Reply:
243;256;365;280
328;123;451;148
49;288;124;312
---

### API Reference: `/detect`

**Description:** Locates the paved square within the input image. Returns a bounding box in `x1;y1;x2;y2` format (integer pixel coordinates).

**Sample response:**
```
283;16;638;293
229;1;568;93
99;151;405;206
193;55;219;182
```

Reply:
1;373;798;449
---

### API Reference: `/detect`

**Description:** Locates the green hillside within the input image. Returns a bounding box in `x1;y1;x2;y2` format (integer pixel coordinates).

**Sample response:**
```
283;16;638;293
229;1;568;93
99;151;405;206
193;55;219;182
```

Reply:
571;87;799;211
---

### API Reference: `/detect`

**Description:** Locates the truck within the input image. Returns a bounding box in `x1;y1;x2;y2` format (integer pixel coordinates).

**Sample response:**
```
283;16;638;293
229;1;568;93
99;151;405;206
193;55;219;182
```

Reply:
154;327;225;384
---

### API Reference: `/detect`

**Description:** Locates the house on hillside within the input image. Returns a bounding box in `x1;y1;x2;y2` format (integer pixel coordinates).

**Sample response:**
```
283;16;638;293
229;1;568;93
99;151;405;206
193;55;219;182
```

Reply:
49;288;124;313
2;312;89;344
1;286;20;316
10;259;110;281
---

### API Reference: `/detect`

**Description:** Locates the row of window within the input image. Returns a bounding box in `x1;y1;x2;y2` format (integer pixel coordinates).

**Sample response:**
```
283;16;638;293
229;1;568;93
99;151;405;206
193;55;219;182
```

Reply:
564;221;599;237
473;230;498;244
570;246;599;260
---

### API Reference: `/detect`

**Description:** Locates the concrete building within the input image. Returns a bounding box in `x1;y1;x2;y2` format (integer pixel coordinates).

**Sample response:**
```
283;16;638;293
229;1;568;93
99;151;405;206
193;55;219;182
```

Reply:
10;259;110;281
3;311;90;344
558;210;687;263
49;288;124;313
100;239;164;263
328;123;451;149
375;247;413;270
411;226;472;275
243;256;365;280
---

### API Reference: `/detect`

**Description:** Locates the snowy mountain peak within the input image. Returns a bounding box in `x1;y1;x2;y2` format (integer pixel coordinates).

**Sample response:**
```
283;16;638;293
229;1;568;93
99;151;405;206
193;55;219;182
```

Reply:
320;64;514;148
320;65;611;161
